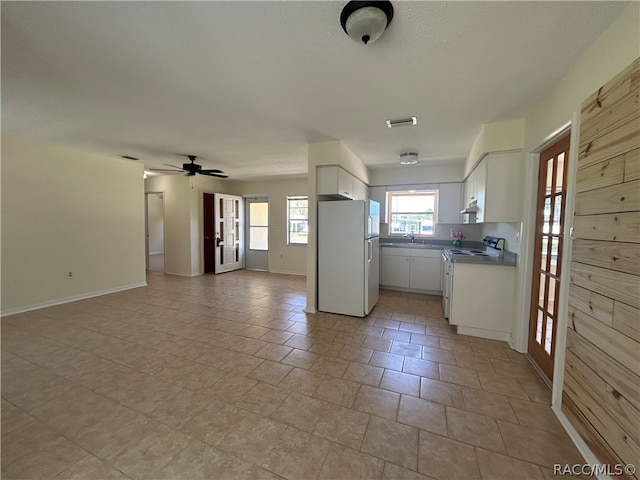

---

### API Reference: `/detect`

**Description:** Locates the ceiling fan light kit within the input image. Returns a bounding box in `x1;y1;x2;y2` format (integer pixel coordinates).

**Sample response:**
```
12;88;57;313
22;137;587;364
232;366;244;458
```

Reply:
340;1;394;45
149;154;228;178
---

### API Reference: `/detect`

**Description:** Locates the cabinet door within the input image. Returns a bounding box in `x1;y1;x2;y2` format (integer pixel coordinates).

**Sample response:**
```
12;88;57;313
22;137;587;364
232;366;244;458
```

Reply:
380;255;410;288
474;161;487;223
409;257;442;290
438;183;463;224
337;168;354;199
317;166;354;199
352;178;367;201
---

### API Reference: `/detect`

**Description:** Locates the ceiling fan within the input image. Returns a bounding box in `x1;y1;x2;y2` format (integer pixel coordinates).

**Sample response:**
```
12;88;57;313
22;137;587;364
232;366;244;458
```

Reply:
150;154;228;178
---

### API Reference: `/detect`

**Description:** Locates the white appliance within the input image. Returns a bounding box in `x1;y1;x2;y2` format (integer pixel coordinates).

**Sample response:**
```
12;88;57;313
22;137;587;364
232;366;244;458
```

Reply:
442;236;506;319
318;199;380;317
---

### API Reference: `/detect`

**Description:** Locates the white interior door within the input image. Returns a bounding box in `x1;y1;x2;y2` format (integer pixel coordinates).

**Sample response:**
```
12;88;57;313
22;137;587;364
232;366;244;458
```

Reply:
214;193;244;273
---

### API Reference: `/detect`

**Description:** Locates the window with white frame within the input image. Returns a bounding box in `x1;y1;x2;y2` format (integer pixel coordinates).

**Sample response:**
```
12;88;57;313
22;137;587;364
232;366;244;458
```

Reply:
287;196;308;245
387;190;437;236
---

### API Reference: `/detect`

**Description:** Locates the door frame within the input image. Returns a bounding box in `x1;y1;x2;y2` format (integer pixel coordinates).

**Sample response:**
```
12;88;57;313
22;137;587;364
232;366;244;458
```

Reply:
245;196;270;272
213;192;245;274
527;134;571;382
515;117;581;405
145;191;165;272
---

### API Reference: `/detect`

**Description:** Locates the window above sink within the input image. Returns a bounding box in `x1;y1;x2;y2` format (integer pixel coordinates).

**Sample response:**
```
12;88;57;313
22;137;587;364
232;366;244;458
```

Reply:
387;190;437;237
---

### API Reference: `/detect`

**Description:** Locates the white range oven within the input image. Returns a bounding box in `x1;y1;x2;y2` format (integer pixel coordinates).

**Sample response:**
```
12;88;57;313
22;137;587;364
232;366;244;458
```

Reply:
441;236;506;319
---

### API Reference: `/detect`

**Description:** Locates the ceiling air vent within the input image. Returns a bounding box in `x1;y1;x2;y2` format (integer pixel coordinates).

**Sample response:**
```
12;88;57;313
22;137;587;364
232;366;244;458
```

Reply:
386;116;417;128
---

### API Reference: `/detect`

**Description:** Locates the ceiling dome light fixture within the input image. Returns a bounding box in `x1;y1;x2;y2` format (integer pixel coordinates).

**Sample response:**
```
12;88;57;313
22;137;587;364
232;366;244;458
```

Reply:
340;1;394;45
400;152;419;165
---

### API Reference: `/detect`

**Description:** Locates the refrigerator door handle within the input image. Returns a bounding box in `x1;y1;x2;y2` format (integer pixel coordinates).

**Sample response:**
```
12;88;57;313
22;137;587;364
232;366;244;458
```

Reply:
367;240;372;262
367;215;373;237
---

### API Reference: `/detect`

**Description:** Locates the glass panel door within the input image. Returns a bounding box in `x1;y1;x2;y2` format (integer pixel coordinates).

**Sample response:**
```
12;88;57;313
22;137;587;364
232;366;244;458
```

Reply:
528;135;570;381
245;197;269;271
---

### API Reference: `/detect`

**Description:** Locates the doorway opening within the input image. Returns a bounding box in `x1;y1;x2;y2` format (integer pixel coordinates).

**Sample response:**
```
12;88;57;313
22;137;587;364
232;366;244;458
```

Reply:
145;192;165;272
245;197;269;271
528;135;570;382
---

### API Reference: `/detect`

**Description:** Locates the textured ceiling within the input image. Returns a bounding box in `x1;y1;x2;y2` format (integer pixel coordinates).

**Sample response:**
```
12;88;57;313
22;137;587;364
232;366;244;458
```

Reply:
1;1;627;180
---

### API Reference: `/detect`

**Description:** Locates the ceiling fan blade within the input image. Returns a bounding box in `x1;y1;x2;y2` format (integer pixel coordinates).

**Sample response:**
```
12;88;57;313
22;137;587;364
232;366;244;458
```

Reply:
149;168;184;172
200;169;225;174
198;170;229;178
163;163;185;169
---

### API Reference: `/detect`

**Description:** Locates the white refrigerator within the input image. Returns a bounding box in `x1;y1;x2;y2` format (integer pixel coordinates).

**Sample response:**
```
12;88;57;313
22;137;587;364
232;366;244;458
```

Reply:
318;200;380;317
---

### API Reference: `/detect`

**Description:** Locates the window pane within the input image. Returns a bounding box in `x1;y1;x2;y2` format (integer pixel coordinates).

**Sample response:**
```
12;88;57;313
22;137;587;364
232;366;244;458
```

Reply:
388;191;437;236
287;196;308;245
556;153;565;194
250;226;268;250
250;202;268;226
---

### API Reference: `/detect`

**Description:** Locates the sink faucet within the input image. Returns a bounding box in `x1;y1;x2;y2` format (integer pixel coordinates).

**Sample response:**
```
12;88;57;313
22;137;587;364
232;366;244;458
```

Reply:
405;232;415;242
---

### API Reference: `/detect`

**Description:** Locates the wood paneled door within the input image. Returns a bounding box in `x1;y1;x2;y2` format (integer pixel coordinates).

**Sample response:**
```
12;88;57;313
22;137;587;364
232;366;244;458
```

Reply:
528;135;570;382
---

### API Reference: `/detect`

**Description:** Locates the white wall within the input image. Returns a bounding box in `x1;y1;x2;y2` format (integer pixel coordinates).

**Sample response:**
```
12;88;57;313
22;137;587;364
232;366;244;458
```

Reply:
236;177;308;275
371;162;465;186
1;137;147;314
146;193;164;254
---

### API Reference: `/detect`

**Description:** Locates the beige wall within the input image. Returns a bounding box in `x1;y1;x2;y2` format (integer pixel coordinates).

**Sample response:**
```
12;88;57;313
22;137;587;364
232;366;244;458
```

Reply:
144;174;240;276
1;137;147;314
237;177;308;275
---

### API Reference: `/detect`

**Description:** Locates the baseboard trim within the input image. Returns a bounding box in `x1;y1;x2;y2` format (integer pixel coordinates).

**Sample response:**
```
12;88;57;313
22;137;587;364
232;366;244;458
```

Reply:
162;271;200;277
552;406;606;479
456;325;510;342
267;269;306;277
1;281;148;317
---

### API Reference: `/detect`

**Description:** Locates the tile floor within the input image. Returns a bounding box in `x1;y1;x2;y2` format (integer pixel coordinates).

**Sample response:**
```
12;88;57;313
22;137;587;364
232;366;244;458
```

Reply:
2;270;585;479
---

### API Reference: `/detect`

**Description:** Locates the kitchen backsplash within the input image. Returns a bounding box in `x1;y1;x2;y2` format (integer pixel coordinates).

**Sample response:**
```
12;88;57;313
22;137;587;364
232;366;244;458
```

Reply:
482;222;522;254
379;222;483;242
379;221;522;254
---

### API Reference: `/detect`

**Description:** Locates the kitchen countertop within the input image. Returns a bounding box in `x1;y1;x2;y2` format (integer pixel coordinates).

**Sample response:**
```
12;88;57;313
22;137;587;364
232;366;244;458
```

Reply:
379;242;444;250
445;250;517;267
378;240;517;266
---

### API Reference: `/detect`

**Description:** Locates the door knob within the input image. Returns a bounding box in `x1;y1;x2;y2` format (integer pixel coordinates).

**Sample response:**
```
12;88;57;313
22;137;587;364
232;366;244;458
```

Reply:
216;238;223;247
204;236;210;240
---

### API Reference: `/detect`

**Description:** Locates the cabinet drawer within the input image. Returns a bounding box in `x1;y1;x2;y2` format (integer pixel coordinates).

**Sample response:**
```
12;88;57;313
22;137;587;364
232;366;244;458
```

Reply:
410;249;443;259
381;247;412;256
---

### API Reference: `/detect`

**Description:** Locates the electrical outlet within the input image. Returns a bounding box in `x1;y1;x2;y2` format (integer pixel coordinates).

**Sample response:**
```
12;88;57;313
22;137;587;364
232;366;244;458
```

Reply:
67;271;73;278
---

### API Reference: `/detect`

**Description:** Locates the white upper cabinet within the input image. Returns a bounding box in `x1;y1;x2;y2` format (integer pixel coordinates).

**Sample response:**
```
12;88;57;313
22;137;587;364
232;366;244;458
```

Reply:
465;151;523;224
437;183;463;224
317;165;370;200
353;177;368;201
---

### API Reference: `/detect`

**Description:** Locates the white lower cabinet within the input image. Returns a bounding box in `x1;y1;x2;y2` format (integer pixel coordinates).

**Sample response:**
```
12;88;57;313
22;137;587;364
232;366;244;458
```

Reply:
449;262;514;341
380;247;442;292
380;249;410;288
410;257;442;290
